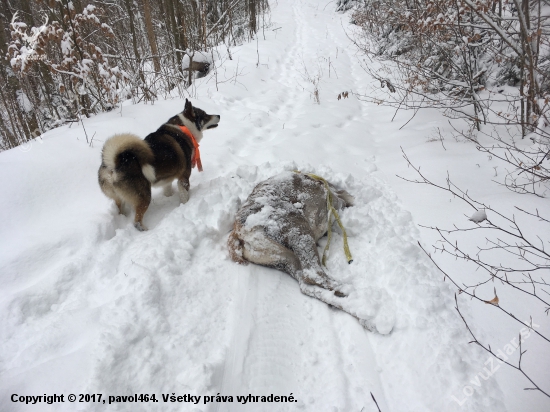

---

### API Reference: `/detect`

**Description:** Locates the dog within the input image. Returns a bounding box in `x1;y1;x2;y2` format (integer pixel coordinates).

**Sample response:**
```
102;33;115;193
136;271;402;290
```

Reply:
228;171;361;319
98;99;220;230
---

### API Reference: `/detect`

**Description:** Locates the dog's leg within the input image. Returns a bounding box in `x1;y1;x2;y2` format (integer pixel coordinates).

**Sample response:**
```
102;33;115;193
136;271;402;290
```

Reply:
115;198;124;214
163;183;174;197
177;173;191;204
132;184;151;231
134;200;150;231
177;179;190;203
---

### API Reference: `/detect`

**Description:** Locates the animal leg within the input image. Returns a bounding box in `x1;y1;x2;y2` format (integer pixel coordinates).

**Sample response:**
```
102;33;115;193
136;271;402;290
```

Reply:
300;265;346;297
177;178;190;204
132;190;151;231
177;167;191;204
232;224;303;279
227;229;248;265
299;283;375;330
134;202;149;231
163;183;174;197
269;215;346;297
114;198;124;214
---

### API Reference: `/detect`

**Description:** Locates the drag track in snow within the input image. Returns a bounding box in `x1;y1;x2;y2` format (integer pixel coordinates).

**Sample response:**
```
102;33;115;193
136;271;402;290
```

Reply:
0;0;510;411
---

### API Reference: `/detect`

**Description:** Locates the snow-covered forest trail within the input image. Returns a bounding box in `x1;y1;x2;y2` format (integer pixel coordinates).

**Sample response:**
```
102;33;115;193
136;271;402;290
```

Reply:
0;0;515;411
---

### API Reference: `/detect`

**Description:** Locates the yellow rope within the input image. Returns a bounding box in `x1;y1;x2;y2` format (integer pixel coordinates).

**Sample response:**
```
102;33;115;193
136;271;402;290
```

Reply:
294;171;353;265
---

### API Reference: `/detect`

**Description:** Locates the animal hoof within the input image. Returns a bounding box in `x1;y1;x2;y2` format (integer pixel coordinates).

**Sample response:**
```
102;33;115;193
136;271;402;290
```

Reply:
334;290;346;298
303;276;317;286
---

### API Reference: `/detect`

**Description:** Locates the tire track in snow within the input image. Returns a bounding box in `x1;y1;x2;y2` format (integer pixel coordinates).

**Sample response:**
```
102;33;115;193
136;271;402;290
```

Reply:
214;2;352;408
213;2;315;407
212;1;385;411
216;268;306;412
214;266;259;411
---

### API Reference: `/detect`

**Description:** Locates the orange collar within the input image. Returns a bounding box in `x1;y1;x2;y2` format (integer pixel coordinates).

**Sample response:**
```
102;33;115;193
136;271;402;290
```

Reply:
178;125;203;172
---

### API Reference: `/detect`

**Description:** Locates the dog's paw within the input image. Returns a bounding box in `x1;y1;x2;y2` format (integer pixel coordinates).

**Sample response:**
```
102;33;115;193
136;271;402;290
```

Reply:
163;184;174;197
179;189;190;204
134;222;148;231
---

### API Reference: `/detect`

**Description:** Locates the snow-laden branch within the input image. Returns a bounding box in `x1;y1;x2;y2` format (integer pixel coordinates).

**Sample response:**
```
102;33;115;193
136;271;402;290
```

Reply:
461;0;523;57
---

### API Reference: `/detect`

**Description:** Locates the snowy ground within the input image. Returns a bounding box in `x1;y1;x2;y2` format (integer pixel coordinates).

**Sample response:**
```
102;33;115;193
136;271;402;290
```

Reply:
1;0;548;411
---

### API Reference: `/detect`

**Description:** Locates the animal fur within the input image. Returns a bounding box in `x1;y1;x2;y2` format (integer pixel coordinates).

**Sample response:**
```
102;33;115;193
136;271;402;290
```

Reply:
183;61;210;78
98;99;220;230
228;171;361;319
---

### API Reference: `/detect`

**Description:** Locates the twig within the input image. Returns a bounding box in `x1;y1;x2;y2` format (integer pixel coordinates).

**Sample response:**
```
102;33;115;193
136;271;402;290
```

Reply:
370;392;382;412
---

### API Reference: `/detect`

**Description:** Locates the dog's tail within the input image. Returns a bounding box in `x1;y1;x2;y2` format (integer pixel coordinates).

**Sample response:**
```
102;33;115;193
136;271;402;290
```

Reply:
101;133;156;182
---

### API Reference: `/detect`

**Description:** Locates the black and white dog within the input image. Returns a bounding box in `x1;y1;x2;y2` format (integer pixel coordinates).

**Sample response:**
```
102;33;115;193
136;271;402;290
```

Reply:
98;99;220;230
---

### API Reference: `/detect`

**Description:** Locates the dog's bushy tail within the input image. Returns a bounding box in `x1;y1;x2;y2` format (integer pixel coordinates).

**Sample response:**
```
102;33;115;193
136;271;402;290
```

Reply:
101;134;155;182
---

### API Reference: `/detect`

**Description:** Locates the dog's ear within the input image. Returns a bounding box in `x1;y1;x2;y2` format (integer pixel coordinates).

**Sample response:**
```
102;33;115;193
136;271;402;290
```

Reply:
184;99;194;119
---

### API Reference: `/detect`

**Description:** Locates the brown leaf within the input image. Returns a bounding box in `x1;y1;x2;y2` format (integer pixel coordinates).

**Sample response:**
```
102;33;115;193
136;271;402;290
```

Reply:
485;287;499;306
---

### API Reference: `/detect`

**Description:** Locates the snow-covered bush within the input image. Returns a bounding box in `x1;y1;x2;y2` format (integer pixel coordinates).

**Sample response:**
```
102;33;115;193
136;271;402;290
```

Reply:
336;0;360;12
0;0;270;150
350;0;550;195
351;0;550;136
9;5;127;122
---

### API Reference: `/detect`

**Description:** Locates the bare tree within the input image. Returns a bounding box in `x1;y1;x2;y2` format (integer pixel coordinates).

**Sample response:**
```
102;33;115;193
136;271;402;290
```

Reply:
142;0;161;73
349;0;550;137
399;149;550;399
1;0;270;150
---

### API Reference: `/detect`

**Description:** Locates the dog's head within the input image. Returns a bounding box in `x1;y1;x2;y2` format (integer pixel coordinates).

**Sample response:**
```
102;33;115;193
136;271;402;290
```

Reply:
167;99;220;142
182;99;220;131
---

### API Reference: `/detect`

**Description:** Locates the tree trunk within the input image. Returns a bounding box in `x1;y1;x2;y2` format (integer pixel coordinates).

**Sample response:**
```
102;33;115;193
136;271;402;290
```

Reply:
249;0;257;38
142;0;161;72
123;0;142;63
167;0;183;73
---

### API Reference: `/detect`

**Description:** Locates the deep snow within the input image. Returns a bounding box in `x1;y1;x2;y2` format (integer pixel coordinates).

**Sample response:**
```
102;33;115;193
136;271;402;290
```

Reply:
1;0;548;411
